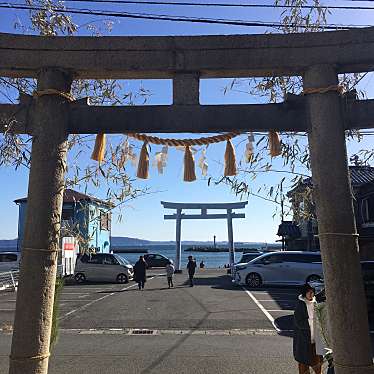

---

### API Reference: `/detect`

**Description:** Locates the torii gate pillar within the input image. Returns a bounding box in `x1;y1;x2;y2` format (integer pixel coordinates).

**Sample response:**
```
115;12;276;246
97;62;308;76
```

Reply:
305;65;373;373
161;201;248;272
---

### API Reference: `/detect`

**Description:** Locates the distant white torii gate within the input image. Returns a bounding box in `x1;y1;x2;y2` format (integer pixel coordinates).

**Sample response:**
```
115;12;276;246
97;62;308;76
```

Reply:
161;201;248;272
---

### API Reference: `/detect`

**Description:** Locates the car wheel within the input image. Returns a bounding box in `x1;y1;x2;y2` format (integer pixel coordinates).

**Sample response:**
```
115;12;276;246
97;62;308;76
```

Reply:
307;274;322;283
75;273;86;283
246;273;262;288
116;273;128;284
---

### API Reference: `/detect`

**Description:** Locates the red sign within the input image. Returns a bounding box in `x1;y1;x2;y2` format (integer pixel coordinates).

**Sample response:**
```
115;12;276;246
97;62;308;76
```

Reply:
64;243;74;251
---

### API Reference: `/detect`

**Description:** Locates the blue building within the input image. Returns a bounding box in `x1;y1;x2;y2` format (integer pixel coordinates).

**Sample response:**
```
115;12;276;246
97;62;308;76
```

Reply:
15;189;112;253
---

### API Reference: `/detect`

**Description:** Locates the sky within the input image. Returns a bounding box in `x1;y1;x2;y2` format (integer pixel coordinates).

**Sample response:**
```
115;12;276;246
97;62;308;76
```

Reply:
0;0;374;243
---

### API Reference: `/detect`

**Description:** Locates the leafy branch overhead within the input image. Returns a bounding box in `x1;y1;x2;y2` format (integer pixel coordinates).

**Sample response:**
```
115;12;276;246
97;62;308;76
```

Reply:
0;0;153;218
1;0;372;223
220;0;370;220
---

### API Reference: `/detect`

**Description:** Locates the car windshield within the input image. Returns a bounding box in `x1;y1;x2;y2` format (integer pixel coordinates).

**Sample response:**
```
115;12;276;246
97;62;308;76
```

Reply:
114;254;130;265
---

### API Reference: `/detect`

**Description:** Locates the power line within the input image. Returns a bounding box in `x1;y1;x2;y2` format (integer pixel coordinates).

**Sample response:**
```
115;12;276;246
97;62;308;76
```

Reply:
0;3;372;29
61;0;374;11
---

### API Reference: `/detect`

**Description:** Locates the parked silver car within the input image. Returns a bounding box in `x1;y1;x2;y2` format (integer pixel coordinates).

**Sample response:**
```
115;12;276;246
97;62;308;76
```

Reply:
75;253;133;283
233;251;323;288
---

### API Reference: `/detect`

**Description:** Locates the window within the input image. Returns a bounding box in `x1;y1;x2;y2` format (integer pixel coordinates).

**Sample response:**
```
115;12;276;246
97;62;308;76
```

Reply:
62;208;74;221
263;254;283;264
362;195;374;223
285;254;321;263
103;254;118;265
241;254;260;262
81;254;102;264
114;255;130;265
100;211;111;231
0;254;18;262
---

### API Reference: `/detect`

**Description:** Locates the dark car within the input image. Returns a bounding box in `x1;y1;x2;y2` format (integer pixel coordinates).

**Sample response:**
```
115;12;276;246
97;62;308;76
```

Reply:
314;261;374;316
238;252;263;264
143;253;173;268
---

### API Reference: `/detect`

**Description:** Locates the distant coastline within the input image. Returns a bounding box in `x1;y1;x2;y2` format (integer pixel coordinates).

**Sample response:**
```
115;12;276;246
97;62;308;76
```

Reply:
184;246;260;253
0;237;281;252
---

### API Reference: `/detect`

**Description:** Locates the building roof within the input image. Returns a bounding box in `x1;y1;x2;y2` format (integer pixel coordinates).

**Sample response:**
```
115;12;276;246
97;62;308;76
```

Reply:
349;166;374;187
14;188;111;206
288;166;374;197
277;221;301;238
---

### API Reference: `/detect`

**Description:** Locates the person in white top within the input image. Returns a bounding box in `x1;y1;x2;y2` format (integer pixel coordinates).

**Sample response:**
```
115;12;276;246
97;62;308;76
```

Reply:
293;283;323;374
165;261;175;288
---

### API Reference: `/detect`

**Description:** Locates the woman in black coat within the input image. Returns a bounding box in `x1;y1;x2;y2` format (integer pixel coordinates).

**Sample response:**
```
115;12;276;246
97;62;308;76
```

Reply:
293;283;322;374
134;256;147;290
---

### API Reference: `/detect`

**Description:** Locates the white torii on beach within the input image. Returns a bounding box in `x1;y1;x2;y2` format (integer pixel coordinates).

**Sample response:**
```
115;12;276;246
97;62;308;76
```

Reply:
161;201;248;272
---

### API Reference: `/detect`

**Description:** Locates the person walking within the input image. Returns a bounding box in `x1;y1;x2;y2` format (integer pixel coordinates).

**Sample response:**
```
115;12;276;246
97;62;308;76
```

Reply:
165;261;175;288
134;255;147;291
187;256;197;287
293;283;323;374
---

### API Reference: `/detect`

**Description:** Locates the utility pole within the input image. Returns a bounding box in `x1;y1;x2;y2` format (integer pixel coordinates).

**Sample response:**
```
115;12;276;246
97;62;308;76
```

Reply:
305;64;373;374
9;68;72;374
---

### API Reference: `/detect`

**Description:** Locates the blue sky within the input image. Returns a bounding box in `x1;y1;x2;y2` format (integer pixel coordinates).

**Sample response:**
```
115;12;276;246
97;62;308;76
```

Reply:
0;1;374;243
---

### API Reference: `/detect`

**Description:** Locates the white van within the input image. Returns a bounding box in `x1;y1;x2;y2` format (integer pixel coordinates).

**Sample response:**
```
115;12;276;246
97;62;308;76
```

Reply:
233;251;323;288
74;253;133;284
0;252;21;272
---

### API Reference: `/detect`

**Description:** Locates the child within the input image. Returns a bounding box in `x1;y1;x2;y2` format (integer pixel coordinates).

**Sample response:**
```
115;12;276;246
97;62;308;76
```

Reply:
165;261;175;288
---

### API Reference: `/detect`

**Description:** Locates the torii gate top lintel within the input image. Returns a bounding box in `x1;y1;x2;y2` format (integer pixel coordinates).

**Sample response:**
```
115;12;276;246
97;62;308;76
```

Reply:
161;201;248;210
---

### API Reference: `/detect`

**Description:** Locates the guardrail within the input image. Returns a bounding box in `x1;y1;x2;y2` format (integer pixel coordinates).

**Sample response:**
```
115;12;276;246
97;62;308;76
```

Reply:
0;270;19;291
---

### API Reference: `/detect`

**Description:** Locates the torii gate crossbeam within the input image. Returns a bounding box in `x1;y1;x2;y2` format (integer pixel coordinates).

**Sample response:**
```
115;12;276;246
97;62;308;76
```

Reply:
0;27;373;374
161;201;248;272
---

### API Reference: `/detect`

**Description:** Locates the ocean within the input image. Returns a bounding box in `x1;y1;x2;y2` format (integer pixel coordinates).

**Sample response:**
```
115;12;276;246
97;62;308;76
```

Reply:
0;243;280;269
115;244;268;268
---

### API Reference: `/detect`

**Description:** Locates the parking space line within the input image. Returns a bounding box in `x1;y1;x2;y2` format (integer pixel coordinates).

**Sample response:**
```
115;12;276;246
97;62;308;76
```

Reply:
242;287;280;332
60;293;91;295
59;277;156;320
250;292;298;296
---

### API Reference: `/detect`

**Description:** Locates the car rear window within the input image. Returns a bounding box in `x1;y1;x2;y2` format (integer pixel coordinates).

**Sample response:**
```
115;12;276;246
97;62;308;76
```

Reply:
0;254;18;262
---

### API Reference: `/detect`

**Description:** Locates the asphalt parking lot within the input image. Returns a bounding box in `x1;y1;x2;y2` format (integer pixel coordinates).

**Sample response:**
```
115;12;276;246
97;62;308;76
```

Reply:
0;270;372;373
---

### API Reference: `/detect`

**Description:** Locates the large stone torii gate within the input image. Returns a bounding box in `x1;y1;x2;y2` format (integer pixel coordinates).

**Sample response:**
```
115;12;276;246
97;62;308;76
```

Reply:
161;201;248;271
1;28;374;373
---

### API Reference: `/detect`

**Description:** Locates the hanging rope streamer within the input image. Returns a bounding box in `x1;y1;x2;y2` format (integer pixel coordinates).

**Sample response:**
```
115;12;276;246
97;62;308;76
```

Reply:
137;142;150;179
184;146;197;182
269;130;282;157
126;132;241;181
224;139;237;177
127;131;240;147
90;130;283;181
91;133;106;162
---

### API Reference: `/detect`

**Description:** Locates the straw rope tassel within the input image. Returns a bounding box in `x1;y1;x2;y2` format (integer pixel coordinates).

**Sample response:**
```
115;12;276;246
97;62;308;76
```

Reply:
224;139;237;176
269;131;282;157
91;134;106;162
184;146;196;182
137;142;150;179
